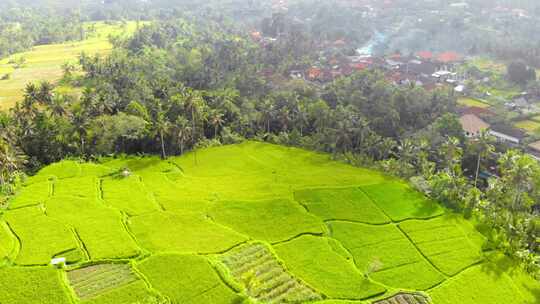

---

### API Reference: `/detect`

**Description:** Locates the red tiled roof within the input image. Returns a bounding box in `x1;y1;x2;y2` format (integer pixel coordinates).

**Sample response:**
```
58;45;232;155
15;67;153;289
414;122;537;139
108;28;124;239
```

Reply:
437;52;462;63
351;63;368;71
307;67;322;79
416;51;433;60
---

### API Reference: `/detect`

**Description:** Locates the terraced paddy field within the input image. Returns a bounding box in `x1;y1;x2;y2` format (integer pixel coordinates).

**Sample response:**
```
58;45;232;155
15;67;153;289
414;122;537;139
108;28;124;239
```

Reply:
0;21;139;109
0;141;538;303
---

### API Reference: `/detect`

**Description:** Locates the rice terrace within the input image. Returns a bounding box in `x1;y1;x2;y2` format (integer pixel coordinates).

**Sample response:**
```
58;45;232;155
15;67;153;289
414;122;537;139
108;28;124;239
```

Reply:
0;142;538;304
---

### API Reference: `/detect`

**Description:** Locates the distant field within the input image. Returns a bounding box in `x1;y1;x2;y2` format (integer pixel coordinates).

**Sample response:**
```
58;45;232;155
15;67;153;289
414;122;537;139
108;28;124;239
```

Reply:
0;21;140;110
458;97;490;108
469;57;506;74
1;141;538;303
515;120;540;133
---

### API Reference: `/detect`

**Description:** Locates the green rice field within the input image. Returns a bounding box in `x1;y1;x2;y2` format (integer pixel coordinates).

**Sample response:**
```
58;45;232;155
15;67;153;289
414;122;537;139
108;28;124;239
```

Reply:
0;21;139;110
0;141;538;303
457;97;490;108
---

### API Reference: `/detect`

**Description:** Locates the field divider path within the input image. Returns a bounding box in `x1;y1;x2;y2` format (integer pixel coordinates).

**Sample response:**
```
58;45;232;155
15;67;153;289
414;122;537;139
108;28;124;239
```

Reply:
139;175;166;212
130;259;168;301
269;232;326;246
71;228;90;261
396;225;448;282
3;220;21;263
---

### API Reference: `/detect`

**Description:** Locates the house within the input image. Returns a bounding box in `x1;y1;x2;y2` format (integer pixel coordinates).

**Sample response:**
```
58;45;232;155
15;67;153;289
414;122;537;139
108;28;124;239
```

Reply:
454;85;466;94
489;124;527;145
416;51;433;61
460;114;490;138
307;67;322;80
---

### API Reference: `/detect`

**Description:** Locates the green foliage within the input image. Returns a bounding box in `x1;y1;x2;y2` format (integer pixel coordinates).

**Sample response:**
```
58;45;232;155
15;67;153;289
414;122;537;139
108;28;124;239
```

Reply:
102;175;160;215
361;182;445;221
220;242;322;302
129;211;247;254
53;176;98;198
8;180;50;209
329;221;445;290
399;216;486;276
0;266;72;304
137;254;243;304
0;220;15;261
46;196;141;260
293;187;390;224
274;235;385;299
4;206;78;265
82;281;162;304
209;199;326;243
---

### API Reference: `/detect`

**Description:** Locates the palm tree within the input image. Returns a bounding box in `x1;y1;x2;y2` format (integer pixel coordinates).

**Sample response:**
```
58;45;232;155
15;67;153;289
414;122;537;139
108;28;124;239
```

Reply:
208;109;225;138
0;136;26;191
174;117;192;155
156;110;171;160
472;130;495;187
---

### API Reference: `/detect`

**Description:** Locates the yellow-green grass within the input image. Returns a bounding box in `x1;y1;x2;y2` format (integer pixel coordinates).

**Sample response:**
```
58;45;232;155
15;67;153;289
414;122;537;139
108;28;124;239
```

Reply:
469;57;506;74
8;180;51;209
329;221;445;290
0;220;16;262
274;235;386;299
515;120;540;133
457;97;490;108
4;206;79;265
1;141;538;302
209;199;326;243
220;242;322;302
136;254;244;303
360;182;444;221
399;215;485;276
102;175;160;216
45;196;141;260
429;259;539;304
294;187;390;224
0;21;140;109
0;266;72;304
129;211;248;254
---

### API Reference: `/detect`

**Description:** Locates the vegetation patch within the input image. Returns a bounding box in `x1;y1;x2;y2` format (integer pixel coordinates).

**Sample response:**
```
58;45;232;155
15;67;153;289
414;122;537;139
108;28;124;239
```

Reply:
46;196;141;260
329;221;444;290
102;175;160;215
4;206;79;265
428;262;532;304
274;235;385;299
399;216;485;275
8;181;51;209
31;160;82;181
0;266;72;304
209;198;326;243
129;211;247;254
53;177;98;198
373;292;430;304
67;263;140;300
0;220;15;261
220;242;322;303
137;254;243;303
360;182;444;221
514;120;540;133
294;187;390;223
457;97;491;108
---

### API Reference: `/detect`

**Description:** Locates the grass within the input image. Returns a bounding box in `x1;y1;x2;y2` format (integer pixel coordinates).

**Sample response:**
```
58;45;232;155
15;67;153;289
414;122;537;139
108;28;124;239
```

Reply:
294;187;390;224
220;242;322;302
0;266;72;304
399;215;485;276
45;196;141;260
274;235;385;299
4;206;79;265
208;198;326;243
0;21;140;110
515;120;540;133
102;175;160;216
360;182;445;221
67;263;140;300
129;211;248;254
329;221;445;290
457;97;491;108
1;141;538;302
137;254;243;303
0;220;15;261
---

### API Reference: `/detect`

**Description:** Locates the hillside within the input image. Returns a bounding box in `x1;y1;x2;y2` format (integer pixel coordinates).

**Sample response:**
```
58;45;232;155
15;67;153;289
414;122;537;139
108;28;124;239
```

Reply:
0;142;538;303
0;21;138;109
